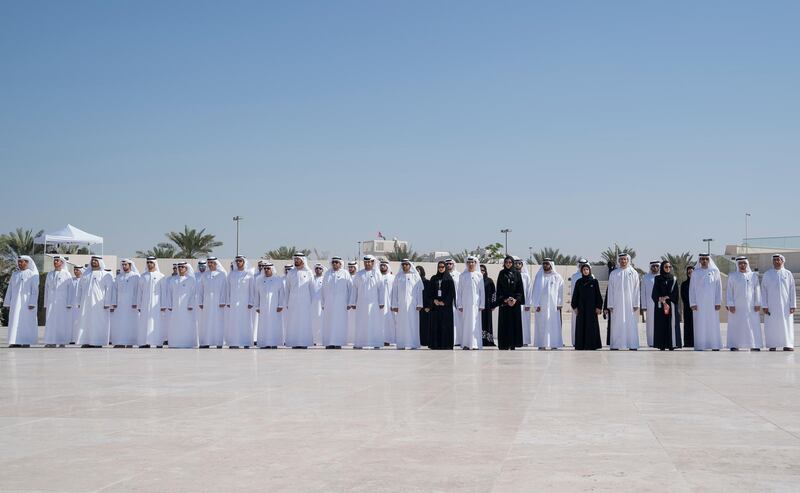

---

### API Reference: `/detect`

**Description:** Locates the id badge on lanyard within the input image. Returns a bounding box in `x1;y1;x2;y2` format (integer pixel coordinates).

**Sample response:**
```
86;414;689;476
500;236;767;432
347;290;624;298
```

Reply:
437;280;442;298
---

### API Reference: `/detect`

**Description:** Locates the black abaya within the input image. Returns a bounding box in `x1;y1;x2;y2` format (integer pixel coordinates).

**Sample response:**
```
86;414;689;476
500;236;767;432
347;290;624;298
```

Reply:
571;274;603;350
496;267;524;350
428;272;455;350
418;277;432;347
652;273;682;350
680;279;694;347
482;276;496;346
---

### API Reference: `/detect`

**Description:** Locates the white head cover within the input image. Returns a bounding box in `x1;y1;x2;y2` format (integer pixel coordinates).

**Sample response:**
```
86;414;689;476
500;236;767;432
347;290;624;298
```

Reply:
17;255;39;275
399;258;421;283
90;255;106;272
206;256;226;275
694;254;719;272
734;256;752;273
234;256;250;273
176;261;194;277
617;253;632;269
292;253;311;272
144;256;162;274
773;254;786;265
51;255;72;277
119;258;139;275
313;262;326;275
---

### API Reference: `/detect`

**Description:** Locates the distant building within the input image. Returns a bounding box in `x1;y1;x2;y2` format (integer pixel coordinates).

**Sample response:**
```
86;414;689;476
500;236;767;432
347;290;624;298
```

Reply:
362;239;408;257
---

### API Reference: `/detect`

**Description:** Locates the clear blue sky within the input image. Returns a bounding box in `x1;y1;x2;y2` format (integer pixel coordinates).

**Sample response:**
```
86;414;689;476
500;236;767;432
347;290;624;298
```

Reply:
2;0;798;263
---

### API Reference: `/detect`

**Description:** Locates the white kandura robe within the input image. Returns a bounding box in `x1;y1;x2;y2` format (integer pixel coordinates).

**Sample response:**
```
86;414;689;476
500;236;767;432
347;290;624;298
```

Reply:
641;273;656;347
69;276;81;342
689;267;722;350
726;271;763;349
350;269;385;348
321;269;352;347
761;268;796;349
194;271;207;344
76;270;114;346
284;267;314;347
111;272;140;345
456;271;485;349
382;273;396;344
310;275;324;345
226;269;254;347
251;272;260;344
391;272;423;349
165;275;197;348
44;269;73;345
607;267;640;349
136;271;165;346
255;275;284;347
3;268;39;345
197;270;228;346
160;275;179;343
520;270;532;345
532;271;564;349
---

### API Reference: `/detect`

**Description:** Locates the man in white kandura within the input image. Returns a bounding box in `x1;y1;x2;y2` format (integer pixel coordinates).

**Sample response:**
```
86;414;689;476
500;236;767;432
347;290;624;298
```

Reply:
726;256;762;351
689;253;723;351
515;257;533;346
641;260;660;347
160;263;179;343
446;258;462;345
135;256;165;348
456;256;485;350
349;255;385;349
532;258;564;350
606;253;640;350
310;263;325;346
226;255;254;348
110;258;140;348
321;257;351;349
69;264;83;343
3;255;39;347
44;255;72;347
391;258;424;350
346;260;358;344
284;253;314;349
75;256;114;348
194;259;207;340
761;254;796;351
569;258;589;346
163;262;197;348
197;256;227;348
379;259;396;345
255;262;284;348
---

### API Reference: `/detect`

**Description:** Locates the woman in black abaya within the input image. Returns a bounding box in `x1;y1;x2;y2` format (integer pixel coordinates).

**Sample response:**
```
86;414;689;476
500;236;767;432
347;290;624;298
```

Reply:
680;265;694;348
480;264;496;346
496;255;524;350
653;260;682;350
428;261;455;350
571;264;603;350
416;265;432;347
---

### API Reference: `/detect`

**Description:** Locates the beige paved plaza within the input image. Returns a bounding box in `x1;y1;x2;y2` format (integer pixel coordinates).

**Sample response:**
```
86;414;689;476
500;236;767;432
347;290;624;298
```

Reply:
1;332;799;492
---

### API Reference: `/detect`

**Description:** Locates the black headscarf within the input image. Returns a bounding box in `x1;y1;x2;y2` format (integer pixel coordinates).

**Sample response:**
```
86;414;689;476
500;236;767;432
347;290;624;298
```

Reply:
659;260;674;281
430;261;452;282
500;255;516;280
416;265;427;281
581;264;593;278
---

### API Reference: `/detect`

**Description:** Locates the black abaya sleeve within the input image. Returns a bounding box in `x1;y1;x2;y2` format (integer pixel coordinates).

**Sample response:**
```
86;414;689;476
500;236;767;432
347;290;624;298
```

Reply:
570;282;580;310
441;278;455;306
593;281;603;311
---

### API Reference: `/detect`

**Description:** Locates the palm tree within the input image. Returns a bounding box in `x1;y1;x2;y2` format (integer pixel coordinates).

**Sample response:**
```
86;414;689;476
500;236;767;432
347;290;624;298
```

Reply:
533;247;578;266
265;246;311;260
0;228;43;259
386;242;424;262
166;226;222;258
661;252;695;285
600;244;637;264
136;242;178;258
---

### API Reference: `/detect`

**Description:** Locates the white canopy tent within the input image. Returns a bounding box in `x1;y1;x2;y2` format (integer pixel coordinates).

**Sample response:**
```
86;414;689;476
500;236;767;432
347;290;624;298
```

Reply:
34;224;104;255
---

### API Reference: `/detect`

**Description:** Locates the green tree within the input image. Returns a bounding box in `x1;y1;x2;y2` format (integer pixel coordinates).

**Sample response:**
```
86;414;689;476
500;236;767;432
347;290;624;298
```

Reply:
386;241;424;261
166;226;222;258
600;244;637;264
533;247;578;266
661;252;695;285
136;242;178;258
483;242;505;263
266;246;311;260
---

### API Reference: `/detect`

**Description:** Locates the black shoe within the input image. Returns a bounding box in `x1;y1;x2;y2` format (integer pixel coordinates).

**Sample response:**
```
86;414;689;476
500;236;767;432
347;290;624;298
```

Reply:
712;349;720;351
199;345;209;349
752;348;761;351
156;345;163;348
769;348;777;351
139;344;150;348
229;346;239;349
325;345;334;349
292;346;306;349
731;347;739;351
784;347;795;351
113;345;125;348
80;344;91;348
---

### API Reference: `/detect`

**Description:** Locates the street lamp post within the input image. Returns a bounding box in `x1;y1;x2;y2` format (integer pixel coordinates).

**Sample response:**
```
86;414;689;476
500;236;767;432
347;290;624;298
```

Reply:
745;213;751;254
232;216;244;256
702;238;713;256
528;246;534;264
357;241;362;259
500;229;512;255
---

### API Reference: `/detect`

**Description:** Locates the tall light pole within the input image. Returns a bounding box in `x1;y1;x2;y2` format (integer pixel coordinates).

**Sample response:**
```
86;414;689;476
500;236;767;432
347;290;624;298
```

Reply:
232;216;244;256
528;245;534;264
702;238;713;256
500;228;512;255
357;241;362;259
745;213;751;254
